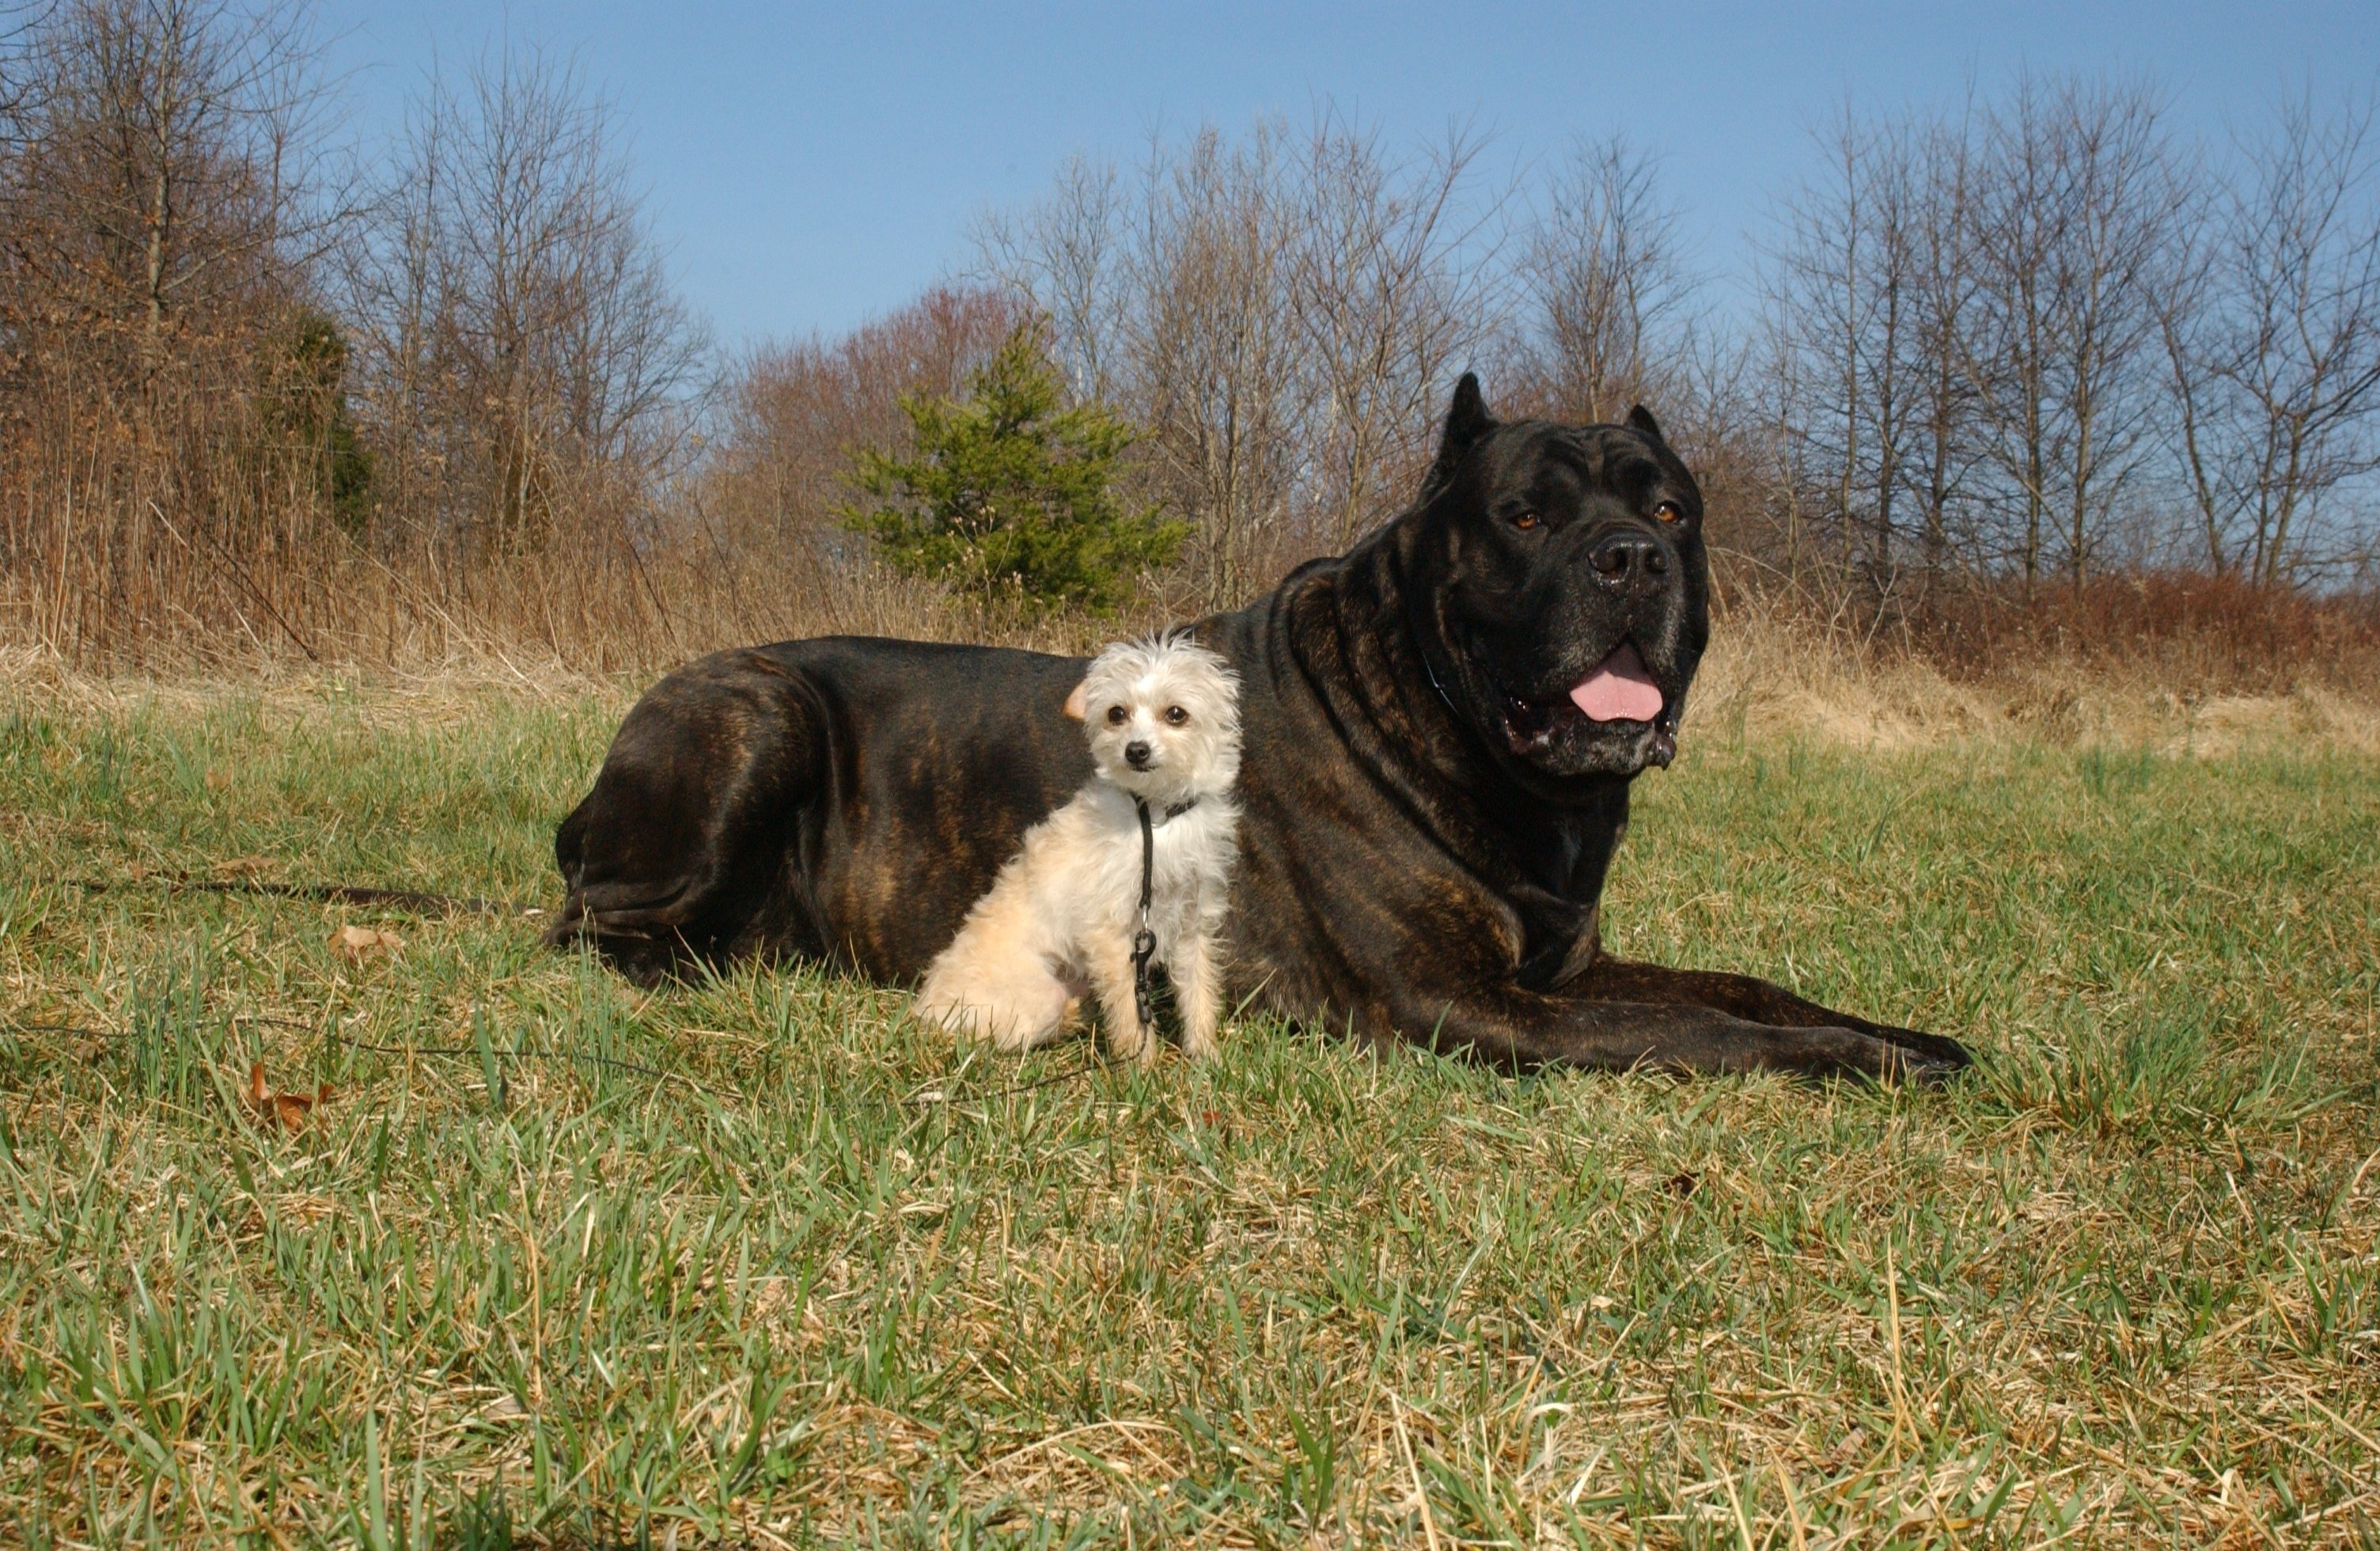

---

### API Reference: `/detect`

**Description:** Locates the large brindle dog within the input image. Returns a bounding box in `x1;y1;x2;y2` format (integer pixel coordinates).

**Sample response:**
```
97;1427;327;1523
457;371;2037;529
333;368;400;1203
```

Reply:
551;377;1971;1079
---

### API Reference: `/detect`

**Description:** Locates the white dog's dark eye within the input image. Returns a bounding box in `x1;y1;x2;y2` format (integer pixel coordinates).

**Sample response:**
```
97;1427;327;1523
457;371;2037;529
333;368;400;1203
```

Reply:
1106;704;1128;725
1165;706;1189;726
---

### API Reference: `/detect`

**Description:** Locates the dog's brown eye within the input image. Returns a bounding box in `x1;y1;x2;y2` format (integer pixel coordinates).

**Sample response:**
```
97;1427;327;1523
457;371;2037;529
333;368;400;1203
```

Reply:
1511;511;1541;531
1106;705;1127;725
1653;500;1684;524
1165;705;1189;726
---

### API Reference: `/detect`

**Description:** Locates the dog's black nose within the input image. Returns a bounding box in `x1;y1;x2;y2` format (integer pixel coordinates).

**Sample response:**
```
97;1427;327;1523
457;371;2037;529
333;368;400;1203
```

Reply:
1590;530;1669;593
1124;740;1153;769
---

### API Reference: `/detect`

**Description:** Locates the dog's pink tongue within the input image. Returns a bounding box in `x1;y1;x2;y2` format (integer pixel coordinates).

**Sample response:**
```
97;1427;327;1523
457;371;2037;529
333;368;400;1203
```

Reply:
1569;643;1664;722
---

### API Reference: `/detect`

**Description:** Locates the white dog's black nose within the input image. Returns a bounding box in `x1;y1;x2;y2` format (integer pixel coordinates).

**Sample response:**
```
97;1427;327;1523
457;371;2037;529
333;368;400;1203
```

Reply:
1124;740;1153;769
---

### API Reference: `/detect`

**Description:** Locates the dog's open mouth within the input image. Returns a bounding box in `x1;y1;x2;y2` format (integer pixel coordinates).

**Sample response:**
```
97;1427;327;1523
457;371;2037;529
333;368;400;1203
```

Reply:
1567;641;1664;722
1498;641;1677;764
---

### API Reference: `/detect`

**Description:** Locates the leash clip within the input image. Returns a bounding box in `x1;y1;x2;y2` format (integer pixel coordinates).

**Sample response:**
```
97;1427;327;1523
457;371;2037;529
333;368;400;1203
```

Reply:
1131;925;1158;1027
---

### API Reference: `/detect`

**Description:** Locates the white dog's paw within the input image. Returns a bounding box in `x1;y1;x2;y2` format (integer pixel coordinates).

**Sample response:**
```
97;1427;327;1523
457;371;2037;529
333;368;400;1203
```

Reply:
984;1017;1041;1052
1105;1019;1157;1066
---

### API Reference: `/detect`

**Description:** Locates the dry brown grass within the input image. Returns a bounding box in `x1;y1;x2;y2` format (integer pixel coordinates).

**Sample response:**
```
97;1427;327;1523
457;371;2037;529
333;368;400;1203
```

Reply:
1694;602;2380;757
13;590;2374;769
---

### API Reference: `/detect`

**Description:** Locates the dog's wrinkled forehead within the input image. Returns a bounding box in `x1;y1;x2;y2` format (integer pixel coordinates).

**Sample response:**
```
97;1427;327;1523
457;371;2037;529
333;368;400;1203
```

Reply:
1485;423;1696;515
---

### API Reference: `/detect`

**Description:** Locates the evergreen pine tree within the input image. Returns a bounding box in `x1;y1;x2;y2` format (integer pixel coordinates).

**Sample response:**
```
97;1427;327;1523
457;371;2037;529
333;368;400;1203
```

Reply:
842;324;1184;614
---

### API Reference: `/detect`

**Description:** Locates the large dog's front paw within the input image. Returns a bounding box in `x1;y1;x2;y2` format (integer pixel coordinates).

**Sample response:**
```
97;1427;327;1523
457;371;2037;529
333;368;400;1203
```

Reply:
1851;1028;1972;1085
1765;1024;1971;1086
1878;1024;1975;1083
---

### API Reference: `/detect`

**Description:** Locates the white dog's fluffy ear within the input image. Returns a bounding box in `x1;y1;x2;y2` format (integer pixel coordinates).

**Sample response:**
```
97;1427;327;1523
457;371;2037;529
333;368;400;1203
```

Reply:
1062;678;1089;720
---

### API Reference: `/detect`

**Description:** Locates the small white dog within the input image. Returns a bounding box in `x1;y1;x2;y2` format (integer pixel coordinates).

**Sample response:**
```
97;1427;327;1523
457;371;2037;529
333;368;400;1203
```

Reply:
915;634;1241;1063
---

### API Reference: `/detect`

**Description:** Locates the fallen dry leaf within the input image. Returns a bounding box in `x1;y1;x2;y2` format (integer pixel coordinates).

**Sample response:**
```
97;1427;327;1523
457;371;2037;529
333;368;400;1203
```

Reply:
247;1060;333;1130
203;769;232;791
331;924;402;961
209;855;275;878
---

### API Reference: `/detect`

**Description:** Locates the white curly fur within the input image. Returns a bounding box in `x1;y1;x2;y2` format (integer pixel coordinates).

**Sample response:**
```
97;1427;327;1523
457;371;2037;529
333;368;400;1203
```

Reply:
915;634;1241;1063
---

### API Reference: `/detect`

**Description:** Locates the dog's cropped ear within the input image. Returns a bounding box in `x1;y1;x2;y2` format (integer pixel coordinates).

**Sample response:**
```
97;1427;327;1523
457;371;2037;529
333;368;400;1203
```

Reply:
1626;404;1666;442
1062;679;1089;720
1420;372;1495;501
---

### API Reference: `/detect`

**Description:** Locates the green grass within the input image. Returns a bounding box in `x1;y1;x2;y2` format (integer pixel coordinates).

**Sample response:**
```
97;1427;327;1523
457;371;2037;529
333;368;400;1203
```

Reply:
0;677;2375;1546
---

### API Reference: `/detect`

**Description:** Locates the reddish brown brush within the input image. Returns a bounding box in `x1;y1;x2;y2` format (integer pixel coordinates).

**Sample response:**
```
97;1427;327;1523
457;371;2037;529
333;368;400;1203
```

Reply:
1904;572;2380;694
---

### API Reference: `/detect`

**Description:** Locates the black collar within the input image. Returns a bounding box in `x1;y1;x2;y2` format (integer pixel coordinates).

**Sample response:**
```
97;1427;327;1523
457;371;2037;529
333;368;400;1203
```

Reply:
1133;794;1201;829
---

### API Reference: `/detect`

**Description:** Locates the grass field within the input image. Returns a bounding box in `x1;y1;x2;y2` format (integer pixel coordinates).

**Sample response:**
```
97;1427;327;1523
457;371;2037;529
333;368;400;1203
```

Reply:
0;673;2375;1547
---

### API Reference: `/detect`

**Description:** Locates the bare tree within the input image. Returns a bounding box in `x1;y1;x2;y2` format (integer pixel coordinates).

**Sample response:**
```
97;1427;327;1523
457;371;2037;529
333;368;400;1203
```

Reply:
0;0;349;658
1291;112;1503;549
1964;74;2188;596
341;40;707;554
1;0;332;370
1123;123;1307;604
974;153;1123;404
1757;78;2202;609
1521;135;1699;426
1759;104;1922;593
1905;104;1987;587
0;2;52;141
980;108;1502;605
2165;85;2380;583
1745;324;1819;588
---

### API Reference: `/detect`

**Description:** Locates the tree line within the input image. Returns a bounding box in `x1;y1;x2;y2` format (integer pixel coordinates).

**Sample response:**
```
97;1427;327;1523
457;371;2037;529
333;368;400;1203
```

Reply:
4;0;2375;666
1763;79;2380;605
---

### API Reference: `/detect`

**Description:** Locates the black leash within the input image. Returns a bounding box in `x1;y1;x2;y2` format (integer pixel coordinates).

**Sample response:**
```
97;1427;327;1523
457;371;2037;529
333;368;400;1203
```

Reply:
1127;794;1201;1033
2;1015;692;1090
64;872;536;918
1131;797;1159;1031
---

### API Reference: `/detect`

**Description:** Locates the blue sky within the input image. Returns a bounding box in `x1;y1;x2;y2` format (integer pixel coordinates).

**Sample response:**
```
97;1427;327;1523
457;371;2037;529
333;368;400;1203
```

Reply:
314;2;2380;350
